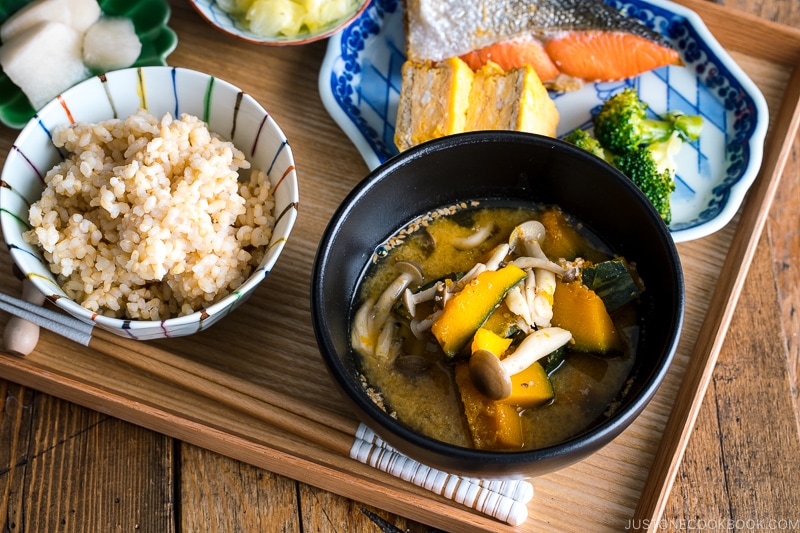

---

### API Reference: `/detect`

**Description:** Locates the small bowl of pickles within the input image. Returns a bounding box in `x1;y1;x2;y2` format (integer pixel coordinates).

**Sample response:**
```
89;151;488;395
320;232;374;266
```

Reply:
189;0;370;46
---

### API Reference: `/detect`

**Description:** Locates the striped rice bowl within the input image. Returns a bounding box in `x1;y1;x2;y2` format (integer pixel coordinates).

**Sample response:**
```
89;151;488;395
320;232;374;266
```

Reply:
23;109;275;321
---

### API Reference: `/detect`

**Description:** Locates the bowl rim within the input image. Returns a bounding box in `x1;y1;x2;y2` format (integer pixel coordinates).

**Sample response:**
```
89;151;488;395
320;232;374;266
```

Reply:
311;131;685;473
188;0;372;46
1;65;299;337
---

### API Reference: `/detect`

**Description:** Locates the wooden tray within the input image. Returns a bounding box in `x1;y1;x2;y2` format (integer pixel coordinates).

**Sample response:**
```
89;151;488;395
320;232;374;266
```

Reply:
1;1;799;531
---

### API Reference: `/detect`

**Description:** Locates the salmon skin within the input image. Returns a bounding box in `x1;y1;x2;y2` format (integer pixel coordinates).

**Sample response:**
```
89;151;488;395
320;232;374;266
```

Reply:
405;0;682;83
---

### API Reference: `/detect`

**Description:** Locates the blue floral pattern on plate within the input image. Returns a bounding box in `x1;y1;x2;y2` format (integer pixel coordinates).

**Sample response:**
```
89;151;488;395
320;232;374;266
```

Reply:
318;0;768;242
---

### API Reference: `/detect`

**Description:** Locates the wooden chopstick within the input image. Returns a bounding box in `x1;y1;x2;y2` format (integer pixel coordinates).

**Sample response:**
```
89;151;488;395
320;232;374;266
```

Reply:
0;289;533;526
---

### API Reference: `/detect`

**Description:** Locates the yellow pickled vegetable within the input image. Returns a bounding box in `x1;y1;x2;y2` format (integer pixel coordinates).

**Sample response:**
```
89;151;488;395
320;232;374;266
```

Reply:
216;0;253;15
247;0;305;37
223;0;356;38
303;0;352;31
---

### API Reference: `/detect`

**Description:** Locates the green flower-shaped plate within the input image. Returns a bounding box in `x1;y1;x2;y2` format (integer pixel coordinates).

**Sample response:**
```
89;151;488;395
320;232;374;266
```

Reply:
0;0;178;129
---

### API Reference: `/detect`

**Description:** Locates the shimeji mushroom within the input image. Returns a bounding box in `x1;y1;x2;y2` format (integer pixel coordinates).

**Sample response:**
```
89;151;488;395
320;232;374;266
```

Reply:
374;320;403;359
483;242;510;270
450;222;495;250
351;296;377;356
352;261;424;358
451;243;510;293
402;282;439;318
469;326;572;400
409;310;441;339
504;286;533;333
367;260;424;334
508;221;557;328
434;280;453;309
452;262;487;293
559;257;585;283
511;256;567;275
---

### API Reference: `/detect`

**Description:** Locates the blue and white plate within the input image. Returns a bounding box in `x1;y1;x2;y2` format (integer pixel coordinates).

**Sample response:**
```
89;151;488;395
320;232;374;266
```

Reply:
318;0;768;243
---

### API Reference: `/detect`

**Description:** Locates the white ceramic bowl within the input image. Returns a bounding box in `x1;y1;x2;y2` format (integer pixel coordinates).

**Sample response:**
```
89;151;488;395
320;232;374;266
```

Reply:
189;0;371;46
0;66;299;340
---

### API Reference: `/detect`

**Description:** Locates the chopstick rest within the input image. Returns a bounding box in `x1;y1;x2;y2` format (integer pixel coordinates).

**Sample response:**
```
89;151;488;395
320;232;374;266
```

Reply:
0;290;93;345
354;423;534;503
350;436;529;526
352;423;532;526
2;279;45;356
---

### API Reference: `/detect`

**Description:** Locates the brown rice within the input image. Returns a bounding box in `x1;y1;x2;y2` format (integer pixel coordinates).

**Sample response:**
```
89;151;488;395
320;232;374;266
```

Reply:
23;109;275;320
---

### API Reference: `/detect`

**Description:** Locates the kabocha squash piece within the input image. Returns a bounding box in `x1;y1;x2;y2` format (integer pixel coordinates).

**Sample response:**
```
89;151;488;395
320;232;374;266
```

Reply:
396;272;465;320
581;257;643;313
541;346;566;374
471;327;513;357
431;264;527;358
501;360;554;408
538;208;586;261
482;302;520;338
470;341;555;408
551;278;623;353
454;364;524;450
469;327;571;400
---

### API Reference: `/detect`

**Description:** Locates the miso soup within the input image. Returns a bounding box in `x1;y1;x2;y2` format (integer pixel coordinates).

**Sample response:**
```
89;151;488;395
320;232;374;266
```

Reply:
350;203;643;451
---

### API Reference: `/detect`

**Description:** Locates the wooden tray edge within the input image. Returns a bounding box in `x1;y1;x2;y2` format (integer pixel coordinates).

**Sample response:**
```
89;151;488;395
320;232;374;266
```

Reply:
676;0;800;64
0;3;799;532
632;63;800;531
0;354;513;533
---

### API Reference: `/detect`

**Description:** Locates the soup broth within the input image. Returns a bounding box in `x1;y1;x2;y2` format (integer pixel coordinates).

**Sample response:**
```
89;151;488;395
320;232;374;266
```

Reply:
351;203;641;451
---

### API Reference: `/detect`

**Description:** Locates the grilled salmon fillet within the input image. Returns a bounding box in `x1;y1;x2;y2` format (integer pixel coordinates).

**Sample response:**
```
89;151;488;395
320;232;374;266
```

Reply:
405;0;682;83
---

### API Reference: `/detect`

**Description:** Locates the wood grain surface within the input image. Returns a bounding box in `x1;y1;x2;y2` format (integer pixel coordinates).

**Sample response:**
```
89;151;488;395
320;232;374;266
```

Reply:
665;1;800;529
1;0;799;531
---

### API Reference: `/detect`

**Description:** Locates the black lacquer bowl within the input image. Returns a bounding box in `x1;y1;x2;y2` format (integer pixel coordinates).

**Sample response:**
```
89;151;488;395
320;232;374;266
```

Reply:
311;131;684;478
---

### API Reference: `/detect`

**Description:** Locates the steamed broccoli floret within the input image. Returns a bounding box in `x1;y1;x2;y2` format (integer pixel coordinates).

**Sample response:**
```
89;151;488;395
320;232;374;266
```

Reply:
564;128;608;161
566;129;677;223
613;144;676;224
663;110;704;143
565;87;703;225
594;88;702;153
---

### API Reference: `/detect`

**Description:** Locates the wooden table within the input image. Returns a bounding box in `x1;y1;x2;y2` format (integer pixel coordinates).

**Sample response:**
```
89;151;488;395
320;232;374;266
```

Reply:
1;0;799;531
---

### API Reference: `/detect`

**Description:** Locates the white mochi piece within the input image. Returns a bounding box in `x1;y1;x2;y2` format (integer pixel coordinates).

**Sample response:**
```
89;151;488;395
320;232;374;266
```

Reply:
0;0;72;42
0;21;89;109
66;0;102;33
82;17;142;72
